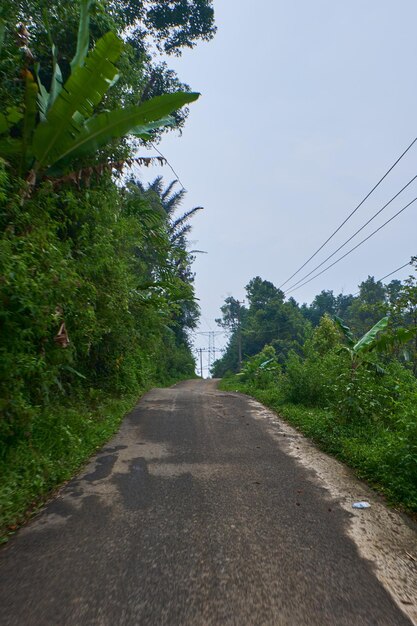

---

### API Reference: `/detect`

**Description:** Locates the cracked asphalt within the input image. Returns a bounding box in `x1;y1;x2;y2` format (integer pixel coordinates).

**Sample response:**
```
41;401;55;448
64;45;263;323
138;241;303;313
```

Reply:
0;379;414;625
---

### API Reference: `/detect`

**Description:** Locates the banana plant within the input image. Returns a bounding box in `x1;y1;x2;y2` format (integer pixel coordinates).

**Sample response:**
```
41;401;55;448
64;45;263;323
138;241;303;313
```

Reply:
334;315;389;372
0;20;5;52
371;326;417;363
0;0;199;184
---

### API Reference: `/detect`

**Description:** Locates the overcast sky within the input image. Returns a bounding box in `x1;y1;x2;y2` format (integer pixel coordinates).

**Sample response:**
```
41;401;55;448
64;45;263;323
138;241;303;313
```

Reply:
141;0;417;372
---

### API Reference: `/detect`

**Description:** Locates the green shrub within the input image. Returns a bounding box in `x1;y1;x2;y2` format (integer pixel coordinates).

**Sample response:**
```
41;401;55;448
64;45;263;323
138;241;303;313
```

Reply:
239;345;281;389
220;311;417;512
281;348;341;407
0;175;198;538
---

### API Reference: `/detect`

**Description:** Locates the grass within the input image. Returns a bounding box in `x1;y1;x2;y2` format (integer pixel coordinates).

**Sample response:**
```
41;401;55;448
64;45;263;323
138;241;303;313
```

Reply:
220;378;417;515
0;372;199;544
0;390;140;544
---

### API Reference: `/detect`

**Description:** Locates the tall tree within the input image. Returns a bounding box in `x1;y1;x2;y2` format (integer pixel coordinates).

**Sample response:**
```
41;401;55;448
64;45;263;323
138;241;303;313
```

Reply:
143;176;203;248
128;176;201;340
213;278;309;376
387;259;417;373
302;290;337;326
127;0;217;55
344;276;387;336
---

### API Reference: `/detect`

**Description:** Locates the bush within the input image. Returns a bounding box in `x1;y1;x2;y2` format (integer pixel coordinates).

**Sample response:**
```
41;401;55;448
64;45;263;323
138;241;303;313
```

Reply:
220;312;417;512
0;174;199;538
330;358;417;425
283;349;342;407
239;345;281;389
281;315;344;407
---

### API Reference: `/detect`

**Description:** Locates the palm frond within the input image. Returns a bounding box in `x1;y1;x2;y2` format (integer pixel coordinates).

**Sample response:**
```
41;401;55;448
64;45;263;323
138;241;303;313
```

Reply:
161;179;178;201
132;179;146;193
147;175;164;195
163;188;186;215
170;223;192;244
170;206;203;231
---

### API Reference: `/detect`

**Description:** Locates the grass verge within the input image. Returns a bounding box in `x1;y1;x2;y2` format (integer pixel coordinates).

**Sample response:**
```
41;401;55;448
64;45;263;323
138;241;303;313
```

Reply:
0;390;141;544
220;378;417;515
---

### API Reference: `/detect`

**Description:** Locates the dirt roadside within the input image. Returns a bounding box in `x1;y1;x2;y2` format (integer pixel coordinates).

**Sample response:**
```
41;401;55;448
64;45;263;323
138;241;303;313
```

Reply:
245;394;417;625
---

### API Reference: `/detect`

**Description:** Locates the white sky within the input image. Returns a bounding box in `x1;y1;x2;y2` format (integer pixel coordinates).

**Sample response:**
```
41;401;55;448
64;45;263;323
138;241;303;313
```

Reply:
140;0;417;373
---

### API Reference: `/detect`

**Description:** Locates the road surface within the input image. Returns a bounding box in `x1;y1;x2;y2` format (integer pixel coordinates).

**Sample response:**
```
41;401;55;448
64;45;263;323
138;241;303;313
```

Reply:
0;379;415;625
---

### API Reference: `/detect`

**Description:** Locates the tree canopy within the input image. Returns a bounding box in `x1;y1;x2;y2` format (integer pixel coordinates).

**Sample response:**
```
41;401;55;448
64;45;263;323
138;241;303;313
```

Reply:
212;264;417;377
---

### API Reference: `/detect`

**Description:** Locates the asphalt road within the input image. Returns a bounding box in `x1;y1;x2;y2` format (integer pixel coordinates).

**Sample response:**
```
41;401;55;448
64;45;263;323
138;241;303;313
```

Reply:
0;379;413;625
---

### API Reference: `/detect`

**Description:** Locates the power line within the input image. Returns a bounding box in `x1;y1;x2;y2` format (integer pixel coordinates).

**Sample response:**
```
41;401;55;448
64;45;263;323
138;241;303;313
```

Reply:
200;315;214;331
286;198;417;294
284;174;417;292
352;261;413;297
285;196;417;295
379;261;413;283
279;136;417;289
149;142;187;191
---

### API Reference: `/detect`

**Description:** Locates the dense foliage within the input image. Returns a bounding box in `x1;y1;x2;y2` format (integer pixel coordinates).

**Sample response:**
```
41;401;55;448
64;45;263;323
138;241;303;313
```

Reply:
216;268;417;512
0;0;213;539
0;0;215;132
213;268;417;377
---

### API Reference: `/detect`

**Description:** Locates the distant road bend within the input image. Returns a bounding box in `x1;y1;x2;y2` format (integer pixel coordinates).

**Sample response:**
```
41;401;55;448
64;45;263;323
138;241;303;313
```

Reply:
1;379;416;625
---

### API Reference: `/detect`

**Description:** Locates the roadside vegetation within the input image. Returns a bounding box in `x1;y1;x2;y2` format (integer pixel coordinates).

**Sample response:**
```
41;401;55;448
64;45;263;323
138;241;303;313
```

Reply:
215;270;417;512
0;0;216;540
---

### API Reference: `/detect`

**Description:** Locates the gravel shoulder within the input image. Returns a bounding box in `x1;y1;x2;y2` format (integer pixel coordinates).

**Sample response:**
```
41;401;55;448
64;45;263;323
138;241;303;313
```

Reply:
243;392;417;625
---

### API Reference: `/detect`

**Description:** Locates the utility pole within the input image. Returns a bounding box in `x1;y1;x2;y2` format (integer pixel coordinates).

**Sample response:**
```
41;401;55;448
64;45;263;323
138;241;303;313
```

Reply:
236;300;245;370
208;332;213;372
198;348;204;378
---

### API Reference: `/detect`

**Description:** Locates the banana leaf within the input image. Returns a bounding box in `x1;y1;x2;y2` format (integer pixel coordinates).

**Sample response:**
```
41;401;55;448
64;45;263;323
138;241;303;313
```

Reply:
40;6;64;111
33;31;123;168
70;0;93;72
363;360;386;375
353;316;389;354
0;137;23;158
48;44;63;110
50;92;199;170
130;116;175;139
0;113;8;134
334;315;355;346
34;63;49;121
0;20;5;52
373;326;417;353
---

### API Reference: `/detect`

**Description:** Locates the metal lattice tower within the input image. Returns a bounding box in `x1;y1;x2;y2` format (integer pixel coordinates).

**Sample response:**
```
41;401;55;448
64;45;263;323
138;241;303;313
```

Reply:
195;331;224;378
